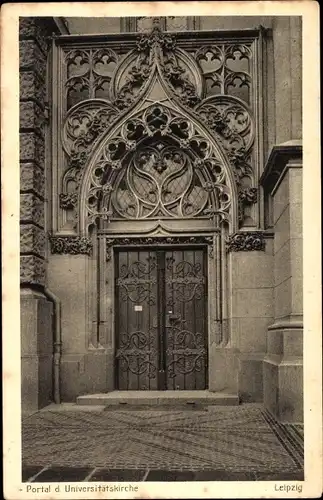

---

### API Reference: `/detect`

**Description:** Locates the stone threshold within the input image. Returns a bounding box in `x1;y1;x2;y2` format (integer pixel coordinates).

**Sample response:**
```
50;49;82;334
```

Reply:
76;390;239;406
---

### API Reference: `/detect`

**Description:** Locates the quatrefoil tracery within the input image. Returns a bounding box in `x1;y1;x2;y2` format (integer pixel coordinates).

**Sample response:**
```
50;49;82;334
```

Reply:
60;25;258;232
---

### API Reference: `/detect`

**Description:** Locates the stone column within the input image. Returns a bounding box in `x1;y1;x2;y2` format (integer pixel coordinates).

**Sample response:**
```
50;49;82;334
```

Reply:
261;141;303;423
272;17;302;146
19;17;68;414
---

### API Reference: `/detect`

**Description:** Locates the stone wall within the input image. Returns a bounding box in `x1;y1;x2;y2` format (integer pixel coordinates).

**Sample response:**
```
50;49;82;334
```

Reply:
230;243;274;402
261;142;303;423
20;18;63;414
20;17;303;420
65;15;274;35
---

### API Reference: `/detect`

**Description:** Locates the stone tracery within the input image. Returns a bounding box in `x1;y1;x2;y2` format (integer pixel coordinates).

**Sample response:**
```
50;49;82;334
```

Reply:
58;24;259;235
83;103;234;231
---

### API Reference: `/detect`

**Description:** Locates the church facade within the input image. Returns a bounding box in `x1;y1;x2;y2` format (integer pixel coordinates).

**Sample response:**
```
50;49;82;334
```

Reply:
20;16;303;422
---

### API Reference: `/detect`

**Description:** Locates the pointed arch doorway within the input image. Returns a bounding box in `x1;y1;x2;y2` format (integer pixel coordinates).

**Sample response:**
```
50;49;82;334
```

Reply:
86;99;235;392
75;25;243;393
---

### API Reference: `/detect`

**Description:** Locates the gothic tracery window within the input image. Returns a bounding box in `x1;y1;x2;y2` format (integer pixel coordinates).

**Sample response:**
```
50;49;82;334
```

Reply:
110;143;210;220
56;22;262;233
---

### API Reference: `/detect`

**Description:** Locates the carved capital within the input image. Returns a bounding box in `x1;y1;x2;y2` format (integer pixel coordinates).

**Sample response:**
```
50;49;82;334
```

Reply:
226;231;265;252
49;235;93;255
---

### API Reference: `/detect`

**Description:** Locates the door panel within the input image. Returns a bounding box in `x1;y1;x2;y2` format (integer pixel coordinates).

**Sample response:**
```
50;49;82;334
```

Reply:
115;250;158;390
165;249;207;390
115;247;207;390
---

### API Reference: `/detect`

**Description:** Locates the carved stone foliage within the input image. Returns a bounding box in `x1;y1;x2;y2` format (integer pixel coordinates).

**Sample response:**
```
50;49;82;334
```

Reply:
49;235;93;255
238;187;258;223
110;26;202;110
58;25;259;233
226;231;265;252
106;235;214;261
59;192;78;209
85;104;232;230
62;100;119;170
195;95;255;218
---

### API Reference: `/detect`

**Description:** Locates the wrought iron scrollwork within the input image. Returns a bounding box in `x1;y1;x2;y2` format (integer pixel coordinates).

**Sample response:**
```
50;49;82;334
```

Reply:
116;330;157;379
165;258;205;304
117;257;157;305
166;318;206;378
165;255;207;381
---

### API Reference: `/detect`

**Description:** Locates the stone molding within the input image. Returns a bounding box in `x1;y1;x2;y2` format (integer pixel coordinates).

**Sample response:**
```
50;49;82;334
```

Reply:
260;141;302;195
226;231;266;252
105;235;214;261
267;320;303;331
49;235;93;255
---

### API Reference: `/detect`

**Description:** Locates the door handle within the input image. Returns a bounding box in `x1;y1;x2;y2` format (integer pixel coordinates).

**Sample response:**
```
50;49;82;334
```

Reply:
168;314;180;322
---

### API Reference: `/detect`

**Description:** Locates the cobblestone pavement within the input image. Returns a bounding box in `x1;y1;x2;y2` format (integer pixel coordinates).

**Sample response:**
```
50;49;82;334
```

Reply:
22;404;304;482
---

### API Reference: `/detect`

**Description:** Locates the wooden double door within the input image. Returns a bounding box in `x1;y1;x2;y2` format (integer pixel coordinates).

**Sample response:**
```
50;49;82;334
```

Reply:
115;247;208;390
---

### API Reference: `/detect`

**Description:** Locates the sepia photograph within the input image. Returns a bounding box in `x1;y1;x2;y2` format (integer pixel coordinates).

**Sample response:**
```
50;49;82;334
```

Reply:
2;2;321;499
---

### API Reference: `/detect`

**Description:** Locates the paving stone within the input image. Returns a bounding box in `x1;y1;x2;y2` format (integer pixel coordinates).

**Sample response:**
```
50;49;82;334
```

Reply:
22;465;44;482
146;470;196;481
89;469;146;482
194;470;256;481
22;404;303;475
34;467;92;482
255;470;304;481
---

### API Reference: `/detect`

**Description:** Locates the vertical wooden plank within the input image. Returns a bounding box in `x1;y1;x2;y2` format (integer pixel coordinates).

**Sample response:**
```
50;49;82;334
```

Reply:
149;249;158;390
137;249;146;390
184;249;197;390
204;247;208;389
171;248;185;391
165;249;173;390
194;249;207;390
116;250;128;390
157;251;166;390
127;249;139;390
137;249;155;390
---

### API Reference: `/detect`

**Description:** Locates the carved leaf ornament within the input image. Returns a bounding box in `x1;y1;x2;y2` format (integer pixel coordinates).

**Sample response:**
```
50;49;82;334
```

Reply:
58;24;258;242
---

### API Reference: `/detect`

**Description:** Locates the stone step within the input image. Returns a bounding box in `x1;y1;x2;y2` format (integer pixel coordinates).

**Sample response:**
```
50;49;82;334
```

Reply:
76;391;239;406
